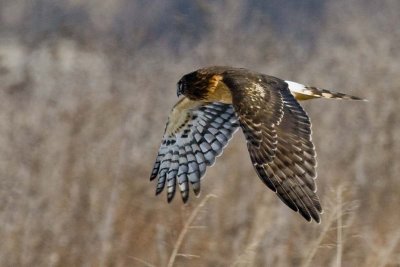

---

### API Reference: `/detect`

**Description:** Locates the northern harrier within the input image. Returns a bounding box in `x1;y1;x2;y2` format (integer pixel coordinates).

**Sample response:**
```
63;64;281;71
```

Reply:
150;66;364;222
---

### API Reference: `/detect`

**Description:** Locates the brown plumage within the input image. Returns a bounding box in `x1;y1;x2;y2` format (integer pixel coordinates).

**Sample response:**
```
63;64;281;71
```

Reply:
151;66;365;223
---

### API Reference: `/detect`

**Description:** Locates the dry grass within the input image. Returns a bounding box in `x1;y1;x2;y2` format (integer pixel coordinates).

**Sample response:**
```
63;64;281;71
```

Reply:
0;0;399;266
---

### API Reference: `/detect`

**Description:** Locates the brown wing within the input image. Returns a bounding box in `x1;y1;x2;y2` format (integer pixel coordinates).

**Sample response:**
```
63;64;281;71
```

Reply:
150;99;239;203
257;88;322;222
223;72;322;222
222;72;284;164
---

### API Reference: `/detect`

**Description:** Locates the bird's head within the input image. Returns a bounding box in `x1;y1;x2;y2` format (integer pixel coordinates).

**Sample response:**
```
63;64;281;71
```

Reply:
177;68;221;101
177;71;210;100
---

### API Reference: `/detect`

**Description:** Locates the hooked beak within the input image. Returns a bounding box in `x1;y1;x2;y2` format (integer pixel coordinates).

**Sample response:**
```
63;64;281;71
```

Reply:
177;80;184;97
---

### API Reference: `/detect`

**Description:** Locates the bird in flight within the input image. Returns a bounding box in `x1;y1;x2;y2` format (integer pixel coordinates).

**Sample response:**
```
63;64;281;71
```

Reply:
150;66;364;223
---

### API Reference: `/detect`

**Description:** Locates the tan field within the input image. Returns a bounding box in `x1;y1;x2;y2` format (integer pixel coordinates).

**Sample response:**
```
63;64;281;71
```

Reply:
0;1;399;266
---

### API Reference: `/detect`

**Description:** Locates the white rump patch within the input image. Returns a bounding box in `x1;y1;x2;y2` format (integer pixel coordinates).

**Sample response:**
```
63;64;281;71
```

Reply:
285;80;306;94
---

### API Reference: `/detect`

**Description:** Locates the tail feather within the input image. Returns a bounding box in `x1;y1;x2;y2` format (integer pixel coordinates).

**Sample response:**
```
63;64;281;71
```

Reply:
285;81;366;101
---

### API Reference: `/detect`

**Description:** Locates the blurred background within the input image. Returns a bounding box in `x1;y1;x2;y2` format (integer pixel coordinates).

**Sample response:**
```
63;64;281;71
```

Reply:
0;0;399;266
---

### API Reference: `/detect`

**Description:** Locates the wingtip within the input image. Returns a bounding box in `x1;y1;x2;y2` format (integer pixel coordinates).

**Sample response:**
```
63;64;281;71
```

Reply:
167;193;175;203
298;205;323;224
182;194;189;204
155;186;163;196
150;173;157;181
299;210;312;222
191;182;201;197
301;213;321;224
193;188;201;197
313;214;321;224
310;206;323;224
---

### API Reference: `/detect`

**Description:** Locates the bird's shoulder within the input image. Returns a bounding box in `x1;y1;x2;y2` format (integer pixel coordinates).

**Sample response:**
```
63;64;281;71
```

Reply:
201;67;288;104
165;97;203;136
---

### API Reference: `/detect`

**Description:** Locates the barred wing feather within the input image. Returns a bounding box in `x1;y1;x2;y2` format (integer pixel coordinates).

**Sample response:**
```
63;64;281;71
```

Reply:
150;101;239;203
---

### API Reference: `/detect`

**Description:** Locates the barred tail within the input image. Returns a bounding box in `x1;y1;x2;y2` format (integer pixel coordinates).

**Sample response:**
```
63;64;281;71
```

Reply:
285;81;366;101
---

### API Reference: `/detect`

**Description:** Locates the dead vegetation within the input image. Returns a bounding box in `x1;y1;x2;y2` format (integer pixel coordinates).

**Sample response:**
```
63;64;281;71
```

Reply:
0;0;399;266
